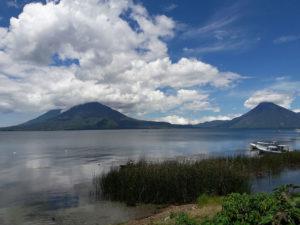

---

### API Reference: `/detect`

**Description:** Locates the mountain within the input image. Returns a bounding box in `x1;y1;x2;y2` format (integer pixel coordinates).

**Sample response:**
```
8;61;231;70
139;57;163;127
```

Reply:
194;120;229;128
22;109;62;126
3;102;300;131
1;102;173;131
197;102;300;129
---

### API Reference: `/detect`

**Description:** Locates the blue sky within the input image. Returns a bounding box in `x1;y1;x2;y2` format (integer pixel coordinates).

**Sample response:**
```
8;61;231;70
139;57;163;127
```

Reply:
0;0;300;126
146;0;300;113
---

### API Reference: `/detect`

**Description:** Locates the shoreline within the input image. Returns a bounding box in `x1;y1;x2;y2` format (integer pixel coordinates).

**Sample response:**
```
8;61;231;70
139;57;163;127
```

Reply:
121;203;221;225
120;185;300;225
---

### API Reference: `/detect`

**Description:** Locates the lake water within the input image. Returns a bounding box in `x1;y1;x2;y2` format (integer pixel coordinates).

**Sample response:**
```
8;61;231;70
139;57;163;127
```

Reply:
0;129;300;225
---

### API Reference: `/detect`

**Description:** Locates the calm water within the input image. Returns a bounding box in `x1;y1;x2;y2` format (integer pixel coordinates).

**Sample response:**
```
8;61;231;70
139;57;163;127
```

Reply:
0;129;300;225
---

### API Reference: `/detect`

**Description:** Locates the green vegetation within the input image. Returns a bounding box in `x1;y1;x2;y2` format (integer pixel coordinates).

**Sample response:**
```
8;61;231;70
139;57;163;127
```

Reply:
96;159;250;205
173;212;198;225
94;152;300;206
172;185;300;225
196;194;222;208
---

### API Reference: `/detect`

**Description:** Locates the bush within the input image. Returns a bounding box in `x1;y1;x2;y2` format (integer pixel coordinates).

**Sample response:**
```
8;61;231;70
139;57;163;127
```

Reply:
172;185;300;225
200;184;300;225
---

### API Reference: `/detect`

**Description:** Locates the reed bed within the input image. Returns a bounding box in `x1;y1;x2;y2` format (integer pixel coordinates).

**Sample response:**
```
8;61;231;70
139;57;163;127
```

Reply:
94;152;300;205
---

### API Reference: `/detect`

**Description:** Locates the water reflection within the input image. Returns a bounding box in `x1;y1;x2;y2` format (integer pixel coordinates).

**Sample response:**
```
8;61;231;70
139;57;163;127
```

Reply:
0;129;300;224
252;170;300;193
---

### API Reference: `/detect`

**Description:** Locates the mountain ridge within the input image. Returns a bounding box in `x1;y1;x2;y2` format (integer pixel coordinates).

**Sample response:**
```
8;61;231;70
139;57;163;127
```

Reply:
1;102;300;131
1;102;174;131
197;102;300;129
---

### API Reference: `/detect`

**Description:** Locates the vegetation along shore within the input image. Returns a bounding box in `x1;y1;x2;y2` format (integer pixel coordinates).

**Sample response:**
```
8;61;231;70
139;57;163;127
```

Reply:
121;185;300;225
94;152;300;224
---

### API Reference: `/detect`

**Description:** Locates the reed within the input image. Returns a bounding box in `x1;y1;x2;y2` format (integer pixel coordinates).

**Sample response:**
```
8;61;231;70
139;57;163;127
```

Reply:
94;152;300;205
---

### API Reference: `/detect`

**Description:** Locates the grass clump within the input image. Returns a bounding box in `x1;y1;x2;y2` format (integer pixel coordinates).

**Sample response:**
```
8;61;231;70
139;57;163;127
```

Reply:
196;194;222;208
94;152;300;205
96;159;250;205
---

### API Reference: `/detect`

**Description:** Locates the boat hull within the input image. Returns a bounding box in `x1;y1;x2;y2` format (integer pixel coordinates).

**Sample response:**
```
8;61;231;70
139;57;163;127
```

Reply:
249;142;291;154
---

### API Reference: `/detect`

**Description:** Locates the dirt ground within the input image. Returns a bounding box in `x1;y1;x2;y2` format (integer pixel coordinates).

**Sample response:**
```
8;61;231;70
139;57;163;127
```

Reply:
121;203;221;225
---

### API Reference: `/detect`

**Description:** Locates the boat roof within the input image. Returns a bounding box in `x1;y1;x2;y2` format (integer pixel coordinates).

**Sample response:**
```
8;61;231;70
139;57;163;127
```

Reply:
268;146;278;148
257;141;276;144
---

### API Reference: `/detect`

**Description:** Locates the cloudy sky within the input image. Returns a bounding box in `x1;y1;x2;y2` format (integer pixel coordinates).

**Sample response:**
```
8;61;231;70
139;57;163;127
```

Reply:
0;0;300;126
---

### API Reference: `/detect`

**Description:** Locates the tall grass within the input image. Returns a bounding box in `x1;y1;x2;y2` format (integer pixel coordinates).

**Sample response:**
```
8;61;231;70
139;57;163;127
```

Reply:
94;152;300;205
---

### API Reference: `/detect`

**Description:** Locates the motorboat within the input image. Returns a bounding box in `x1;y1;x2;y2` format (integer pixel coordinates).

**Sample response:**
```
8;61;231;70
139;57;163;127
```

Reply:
250;141;292;154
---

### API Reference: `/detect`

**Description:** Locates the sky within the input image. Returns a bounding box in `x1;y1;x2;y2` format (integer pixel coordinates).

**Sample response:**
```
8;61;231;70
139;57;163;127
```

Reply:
0;0;300;126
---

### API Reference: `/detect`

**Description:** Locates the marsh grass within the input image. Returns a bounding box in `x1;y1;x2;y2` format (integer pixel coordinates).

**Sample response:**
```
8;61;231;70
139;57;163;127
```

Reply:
94;152;300;205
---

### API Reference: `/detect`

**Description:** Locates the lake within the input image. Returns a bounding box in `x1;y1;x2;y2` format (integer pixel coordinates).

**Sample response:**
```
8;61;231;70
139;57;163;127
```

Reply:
0;129;300;225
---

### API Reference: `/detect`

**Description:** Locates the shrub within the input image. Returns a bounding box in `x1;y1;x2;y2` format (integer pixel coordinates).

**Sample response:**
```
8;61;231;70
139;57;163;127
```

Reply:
201;184;300;225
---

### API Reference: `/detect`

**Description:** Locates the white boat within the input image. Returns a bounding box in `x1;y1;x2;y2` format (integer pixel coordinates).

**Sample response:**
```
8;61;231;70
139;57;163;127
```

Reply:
250;141;292;154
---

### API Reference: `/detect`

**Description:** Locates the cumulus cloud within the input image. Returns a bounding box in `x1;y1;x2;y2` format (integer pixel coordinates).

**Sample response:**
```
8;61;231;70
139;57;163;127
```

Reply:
157;115;195;125
244;90;294;109
157;113;240;125
197;114;240;123
0;0;241;115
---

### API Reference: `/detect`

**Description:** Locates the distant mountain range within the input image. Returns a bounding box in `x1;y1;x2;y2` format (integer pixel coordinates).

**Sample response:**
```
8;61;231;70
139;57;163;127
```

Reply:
196;102;300;129
1;102;300;131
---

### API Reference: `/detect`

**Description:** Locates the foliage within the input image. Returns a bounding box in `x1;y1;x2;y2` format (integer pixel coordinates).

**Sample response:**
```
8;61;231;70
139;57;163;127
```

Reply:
175;212;198;225
173;184;300;225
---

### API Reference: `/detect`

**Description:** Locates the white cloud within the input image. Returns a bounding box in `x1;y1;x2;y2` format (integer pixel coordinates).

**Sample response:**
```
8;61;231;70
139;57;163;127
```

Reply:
164;4;177;12
244;90;294;109
157;115;195;125
0;0;241;116
271;81;300;94
156;113;240;125
183;42;243;54
197;114;240;123
293;109;300;113
180;1;258;55
273;35;300;44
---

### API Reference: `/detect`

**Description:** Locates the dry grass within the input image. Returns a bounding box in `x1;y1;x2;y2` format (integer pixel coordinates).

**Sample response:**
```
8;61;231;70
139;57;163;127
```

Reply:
120;202;221;225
